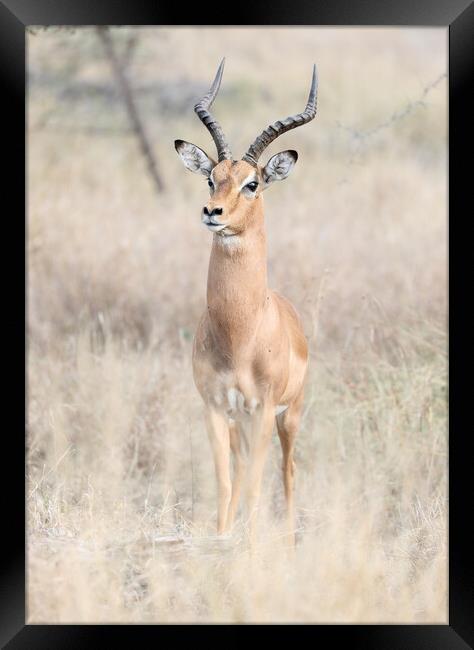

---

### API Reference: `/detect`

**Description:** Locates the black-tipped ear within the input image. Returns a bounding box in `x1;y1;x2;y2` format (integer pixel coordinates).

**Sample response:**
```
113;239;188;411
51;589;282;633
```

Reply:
288;150;298;163
174;140;216;177
262;150;298;187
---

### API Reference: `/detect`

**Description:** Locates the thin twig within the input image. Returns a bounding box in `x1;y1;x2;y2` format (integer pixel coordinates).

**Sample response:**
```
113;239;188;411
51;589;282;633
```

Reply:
336;72;446;143
28;444;73;499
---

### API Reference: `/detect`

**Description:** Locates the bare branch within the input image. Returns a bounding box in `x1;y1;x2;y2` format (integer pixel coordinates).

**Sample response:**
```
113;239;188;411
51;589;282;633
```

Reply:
336;72;446;142
96;26;165;194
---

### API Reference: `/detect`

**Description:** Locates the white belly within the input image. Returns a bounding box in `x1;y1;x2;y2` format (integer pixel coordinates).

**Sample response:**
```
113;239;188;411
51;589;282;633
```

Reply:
213;384;287;418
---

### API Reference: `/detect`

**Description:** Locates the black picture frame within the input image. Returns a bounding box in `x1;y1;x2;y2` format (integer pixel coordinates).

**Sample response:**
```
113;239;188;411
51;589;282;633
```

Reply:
3;0;472;646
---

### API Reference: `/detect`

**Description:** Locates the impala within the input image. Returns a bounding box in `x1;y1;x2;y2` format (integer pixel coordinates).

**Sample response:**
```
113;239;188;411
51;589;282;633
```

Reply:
175;60;317;544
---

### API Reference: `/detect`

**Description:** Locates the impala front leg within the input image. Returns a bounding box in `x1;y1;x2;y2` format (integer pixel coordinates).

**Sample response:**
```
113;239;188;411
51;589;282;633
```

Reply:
205;406;232;535
226;420;245;532
243;402;275;543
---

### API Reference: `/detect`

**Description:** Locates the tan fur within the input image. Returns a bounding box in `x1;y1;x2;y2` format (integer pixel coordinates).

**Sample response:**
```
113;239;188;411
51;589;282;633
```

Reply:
192;160;308;543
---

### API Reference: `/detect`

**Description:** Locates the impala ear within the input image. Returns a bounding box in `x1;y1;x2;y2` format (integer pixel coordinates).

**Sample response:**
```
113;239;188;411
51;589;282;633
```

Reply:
174;140;216;177
262;150;298;187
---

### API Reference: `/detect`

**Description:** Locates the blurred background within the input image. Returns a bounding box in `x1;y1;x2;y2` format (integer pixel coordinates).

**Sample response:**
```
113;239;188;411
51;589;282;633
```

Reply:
27;27;447;623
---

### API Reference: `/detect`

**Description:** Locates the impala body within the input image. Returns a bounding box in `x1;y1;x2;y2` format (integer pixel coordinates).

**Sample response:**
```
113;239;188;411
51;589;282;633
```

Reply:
175;60;317;543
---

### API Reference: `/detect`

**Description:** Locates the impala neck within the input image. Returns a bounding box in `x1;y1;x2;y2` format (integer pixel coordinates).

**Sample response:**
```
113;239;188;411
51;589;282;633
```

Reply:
206;210;268;355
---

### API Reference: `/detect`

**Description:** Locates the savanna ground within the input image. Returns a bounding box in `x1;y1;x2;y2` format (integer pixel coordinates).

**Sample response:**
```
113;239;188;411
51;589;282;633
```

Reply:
27;27;447;623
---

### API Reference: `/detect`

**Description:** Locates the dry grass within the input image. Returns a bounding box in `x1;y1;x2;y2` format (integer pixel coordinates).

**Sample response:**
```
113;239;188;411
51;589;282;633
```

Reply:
27;27;447;623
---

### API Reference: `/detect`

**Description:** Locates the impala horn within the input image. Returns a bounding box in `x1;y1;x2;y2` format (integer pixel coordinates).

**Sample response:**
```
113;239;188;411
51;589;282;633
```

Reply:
194;58;232;162
242;64;318;167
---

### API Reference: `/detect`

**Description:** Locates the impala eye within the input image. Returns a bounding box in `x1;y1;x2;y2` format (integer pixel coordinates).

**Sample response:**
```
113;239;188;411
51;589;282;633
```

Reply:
246;182;258;192
208;180;214;189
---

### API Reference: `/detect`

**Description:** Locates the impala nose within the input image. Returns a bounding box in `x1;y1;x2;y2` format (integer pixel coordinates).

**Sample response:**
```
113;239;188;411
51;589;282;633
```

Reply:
203;206;223;218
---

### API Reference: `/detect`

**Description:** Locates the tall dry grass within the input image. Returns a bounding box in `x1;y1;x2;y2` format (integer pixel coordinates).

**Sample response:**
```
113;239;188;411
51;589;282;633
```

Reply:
27;27;447;623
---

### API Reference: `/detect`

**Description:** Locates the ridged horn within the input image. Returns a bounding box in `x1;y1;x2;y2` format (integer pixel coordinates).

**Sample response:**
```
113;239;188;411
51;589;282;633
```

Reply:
242;64;318;167
194;58;232;162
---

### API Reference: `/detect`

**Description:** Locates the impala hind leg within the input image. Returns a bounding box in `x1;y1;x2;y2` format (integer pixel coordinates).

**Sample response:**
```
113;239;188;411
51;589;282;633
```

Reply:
243;402;275;544
226;420;245;532
276;390;304;546
204;407;231;535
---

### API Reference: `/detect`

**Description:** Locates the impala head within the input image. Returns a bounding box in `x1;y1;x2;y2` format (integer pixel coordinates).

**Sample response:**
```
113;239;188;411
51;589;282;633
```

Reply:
175;59;318;237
